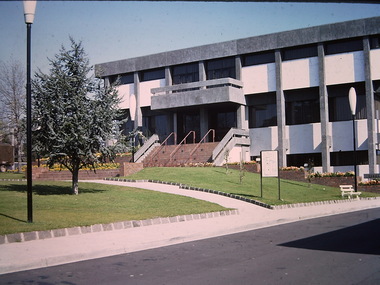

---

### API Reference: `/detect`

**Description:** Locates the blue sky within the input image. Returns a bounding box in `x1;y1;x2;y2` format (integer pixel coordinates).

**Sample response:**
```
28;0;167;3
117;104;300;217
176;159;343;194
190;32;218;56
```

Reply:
1;1;380;74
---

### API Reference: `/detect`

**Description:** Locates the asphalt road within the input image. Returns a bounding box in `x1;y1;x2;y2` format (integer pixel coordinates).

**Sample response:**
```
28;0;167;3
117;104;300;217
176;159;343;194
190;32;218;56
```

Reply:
1;208;380;285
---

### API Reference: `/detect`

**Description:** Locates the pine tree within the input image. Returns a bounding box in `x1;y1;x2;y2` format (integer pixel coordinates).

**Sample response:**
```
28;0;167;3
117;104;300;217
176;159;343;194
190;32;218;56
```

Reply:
32;38;125;194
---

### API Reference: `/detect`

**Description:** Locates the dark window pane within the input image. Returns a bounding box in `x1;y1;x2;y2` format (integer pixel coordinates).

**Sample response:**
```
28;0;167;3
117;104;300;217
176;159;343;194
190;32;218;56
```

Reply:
330;150;368;166
370;35;380;49
172;63;199;84
328;82;366;122
282;45;318;61
325;38;363;55
247;92;277;128
285;87;320;125
242;51;275;66
141;68;165;82
109;73;134;85
206;57;236;80
287;153;322;167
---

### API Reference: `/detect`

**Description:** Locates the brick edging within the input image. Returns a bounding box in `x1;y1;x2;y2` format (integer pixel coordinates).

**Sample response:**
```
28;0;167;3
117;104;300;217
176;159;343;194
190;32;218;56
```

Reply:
0;209;238;245
105;177;380;211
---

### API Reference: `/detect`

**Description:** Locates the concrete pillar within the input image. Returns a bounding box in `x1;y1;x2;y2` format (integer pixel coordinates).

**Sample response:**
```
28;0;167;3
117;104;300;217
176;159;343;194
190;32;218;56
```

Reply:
235;56;242;81
199;61;206;85
275;50;287;167
134;72;142;128
363;37;377;174
318;43;331;173
165;67;172;93
200;107;208;141
237;105;248;130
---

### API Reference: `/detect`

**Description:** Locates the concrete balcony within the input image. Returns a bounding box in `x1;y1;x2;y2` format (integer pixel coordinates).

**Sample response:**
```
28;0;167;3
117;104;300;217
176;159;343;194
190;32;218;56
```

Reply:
151;78;244;110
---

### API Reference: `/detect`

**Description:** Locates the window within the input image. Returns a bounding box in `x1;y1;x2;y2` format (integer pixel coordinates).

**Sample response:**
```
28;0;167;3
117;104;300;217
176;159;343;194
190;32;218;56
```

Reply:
330;151;368;166
206;57;236;80
109;73;133;85
242;51;275;66
285;87;320;125
324;38;363;55
172;63;199;85
287;153;322;167
247;92;277;128
374;81;380;118
141;68;165;82
282;45;318;61
370;35;380;49
328;83;366;122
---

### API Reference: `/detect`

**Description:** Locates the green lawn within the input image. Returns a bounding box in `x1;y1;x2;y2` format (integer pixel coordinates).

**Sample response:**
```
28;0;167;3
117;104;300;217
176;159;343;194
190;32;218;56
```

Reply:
0;172;25;179
124;167;379;205
0;181;228;235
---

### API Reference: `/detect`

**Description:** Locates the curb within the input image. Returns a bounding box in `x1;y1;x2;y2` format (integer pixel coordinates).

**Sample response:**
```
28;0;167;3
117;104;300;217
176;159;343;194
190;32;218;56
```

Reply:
0;209;239;245
105;177;380;210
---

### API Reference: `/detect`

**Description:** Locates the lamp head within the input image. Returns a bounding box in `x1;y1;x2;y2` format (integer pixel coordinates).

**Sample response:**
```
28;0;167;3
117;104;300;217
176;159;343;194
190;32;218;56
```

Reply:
23;0;37;24
348;87;357;116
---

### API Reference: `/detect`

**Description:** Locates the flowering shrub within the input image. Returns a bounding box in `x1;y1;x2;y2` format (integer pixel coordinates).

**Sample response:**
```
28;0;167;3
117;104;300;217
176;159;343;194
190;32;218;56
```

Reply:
226;161;256;166
308;171;354;178
184;162;215;167
280;166;304;171
359;180;380;186
24;163;120;171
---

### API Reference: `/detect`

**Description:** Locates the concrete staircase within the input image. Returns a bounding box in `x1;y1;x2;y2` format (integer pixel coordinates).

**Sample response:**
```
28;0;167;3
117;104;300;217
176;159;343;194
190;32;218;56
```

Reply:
143;142;219;167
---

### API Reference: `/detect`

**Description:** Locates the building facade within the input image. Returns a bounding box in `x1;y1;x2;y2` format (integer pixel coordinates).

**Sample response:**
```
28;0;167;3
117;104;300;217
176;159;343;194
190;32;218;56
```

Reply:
95;16;380;177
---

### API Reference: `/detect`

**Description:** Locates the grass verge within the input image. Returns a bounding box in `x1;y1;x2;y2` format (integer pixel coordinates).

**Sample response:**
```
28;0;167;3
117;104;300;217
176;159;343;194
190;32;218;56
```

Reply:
124;167;379;205
0;172;25;180
0;181;228;235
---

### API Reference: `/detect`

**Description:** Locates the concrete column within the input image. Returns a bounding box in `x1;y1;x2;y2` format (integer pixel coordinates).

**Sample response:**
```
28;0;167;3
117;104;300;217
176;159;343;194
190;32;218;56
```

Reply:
200;107;209;141
363;37;377;174
237;105;248;130
104;76;110;88
173;112;178;142
318;43;331;173
235;56;242;81
199;61;206;82
134;72;142;129
165;67;172;92
275;50;287;167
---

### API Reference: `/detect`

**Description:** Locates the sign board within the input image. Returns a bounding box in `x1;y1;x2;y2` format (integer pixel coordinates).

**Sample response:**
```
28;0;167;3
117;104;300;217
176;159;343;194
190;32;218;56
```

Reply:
261;150;279;177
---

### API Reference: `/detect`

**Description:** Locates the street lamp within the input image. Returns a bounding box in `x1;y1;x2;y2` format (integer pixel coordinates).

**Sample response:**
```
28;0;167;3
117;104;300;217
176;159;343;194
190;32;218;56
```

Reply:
348;87;358;192
23;0;37;223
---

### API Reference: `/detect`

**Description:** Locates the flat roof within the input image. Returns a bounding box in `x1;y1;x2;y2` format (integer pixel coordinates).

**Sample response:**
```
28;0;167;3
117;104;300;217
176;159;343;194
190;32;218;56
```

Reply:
95;16;380;78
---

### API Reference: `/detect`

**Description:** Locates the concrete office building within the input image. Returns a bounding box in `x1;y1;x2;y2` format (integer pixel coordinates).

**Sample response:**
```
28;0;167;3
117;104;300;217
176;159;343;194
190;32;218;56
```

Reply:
95;16;380;177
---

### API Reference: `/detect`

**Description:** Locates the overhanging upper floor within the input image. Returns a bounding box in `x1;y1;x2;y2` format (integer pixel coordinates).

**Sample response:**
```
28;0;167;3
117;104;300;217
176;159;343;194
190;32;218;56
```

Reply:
150;78;244;110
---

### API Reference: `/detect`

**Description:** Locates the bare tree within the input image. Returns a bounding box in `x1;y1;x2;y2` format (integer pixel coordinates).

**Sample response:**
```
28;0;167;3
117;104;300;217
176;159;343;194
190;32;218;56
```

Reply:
0;60;26;172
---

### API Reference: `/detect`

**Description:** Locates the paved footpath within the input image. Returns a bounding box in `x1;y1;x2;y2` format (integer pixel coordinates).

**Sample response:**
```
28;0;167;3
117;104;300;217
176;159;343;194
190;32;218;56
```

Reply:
1;180;380;275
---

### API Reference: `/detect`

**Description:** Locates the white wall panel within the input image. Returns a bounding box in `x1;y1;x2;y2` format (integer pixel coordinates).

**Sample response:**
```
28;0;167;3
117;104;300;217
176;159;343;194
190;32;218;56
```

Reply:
282;57;319;90
140;79;165;107
116;84;134;109
325;51;365;85
330;120;368;151
242;63;276;94
287;123;322;154
249;127;278;156
370;49;380;80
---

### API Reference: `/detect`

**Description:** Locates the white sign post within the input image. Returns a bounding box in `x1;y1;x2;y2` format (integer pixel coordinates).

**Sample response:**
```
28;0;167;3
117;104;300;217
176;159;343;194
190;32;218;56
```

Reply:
260;150;281;200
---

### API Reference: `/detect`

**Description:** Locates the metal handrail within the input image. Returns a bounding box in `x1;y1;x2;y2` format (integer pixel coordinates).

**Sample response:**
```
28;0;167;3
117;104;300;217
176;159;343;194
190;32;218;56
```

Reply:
148;132;177;164
169;131;195;160
189;129;215;158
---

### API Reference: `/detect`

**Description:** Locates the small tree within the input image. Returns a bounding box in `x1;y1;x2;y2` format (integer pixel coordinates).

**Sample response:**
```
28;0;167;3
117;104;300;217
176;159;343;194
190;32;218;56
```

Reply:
32;38;125;195
0;60;26;172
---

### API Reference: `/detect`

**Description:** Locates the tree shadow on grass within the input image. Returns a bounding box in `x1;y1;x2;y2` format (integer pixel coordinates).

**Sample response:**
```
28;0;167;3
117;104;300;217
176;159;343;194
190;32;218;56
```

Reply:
0;184;106;195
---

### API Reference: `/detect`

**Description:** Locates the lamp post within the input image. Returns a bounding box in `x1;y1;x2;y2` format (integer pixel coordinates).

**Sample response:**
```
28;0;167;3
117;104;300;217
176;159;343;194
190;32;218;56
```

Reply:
348;87;358;192
23;0;37;223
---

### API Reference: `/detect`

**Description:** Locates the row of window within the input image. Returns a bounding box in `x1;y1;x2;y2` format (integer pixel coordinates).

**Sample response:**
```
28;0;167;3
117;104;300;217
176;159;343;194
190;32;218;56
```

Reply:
109;35;380;86
248;82;380;128
286;150;369;167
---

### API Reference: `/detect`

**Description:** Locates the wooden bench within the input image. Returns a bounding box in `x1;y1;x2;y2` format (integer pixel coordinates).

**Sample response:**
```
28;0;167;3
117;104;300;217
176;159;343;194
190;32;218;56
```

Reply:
339;185;361;199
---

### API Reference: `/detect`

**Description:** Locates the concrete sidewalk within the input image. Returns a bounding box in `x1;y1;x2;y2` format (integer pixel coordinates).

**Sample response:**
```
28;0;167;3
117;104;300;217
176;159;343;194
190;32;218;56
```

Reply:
1;180;379;275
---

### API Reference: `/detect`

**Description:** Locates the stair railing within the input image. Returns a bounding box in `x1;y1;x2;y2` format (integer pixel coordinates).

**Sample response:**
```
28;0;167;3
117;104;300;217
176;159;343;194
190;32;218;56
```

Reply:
147;132;177;165
169;131;196;162
189;129;215;158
